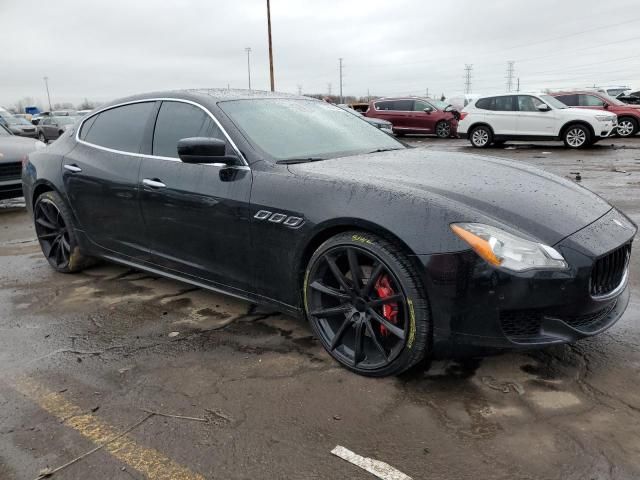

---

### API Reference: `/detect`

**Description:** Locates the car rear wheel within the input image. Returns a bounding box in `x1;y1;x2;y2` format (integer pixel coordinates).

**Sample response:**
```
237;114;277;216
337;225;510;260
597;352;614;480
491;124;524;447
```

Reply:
34;191;94;273
616;117;638;137
563;124;591;148
435;121;451;138
469;125;492;148
304;231;430;377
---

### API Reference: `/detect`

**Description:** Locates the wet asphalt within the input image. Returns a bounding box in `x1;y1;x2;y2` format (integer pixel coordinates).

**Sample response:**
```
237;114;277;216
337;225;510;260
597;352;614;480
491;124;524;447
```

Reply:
0;137;639;480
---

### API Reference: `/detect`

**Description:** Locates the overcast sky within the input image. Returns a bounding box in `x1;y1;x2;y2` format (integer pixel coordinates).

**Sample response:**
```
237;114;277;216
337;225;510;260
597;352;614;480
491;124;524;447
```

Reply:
2;0;640;107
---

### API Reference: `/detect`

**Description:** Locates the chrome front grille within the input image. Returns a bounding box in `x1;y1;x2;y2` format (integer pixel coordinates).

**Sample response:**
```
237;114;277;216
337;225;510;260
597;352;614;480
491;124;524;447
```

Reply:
590;243;631;298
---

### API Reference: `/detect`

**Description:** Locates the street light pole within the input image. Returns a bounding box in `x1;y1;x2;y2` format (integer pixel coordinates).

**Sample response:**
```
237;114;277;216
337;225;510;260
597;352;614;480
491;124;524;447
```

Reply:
245;47;252;90
43;76;52;111
266;0;275;91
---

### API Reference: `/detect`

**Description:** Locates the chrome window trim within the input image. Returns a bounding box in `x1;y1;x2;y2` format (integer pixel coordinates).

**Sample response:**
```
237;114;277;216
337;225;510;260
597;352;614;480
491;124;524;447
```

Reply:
75;97;248;166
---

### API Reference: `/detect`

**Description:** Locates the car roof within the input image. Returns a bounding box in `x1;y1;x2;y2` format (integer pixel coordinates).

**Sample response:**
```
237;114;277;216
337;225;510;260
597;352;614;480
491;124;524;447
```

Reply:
106;88;307;107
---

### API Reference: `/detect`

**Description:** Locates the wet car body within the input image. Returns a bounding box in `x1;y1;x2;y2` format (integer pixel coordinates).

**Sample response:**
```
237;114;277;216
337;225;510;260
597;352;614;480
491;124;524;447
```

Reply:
22;89;636;369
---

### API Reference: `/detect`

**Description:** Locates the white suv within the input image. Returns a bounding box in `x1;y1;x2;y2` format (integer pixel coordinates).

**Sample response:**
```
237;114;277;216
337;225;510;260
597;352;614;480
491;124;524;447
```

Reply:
457;93;617;149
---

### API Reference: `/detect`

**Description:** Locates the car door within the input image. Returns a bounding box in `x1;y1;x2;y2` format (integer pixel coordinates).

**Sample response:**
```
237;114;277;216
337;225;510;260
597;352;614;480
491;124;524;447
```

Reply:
138;100;254;292
62;101;156;260
409;99;437;134
371;100;413;132
516;95;558;137
482;95;519;135
40;118;53;139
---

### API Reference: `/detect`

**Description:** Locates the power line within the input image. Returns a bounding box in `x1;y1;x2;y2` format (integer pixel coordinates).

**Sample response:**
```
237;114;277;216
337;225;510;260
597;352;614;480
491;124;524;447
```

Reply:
464;64;473;94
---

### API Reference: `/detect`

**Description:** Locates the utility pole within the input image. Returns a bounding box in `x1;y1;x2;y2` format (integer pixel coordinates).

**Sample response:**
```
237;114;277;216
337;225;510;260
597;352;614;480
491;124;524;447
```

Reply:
297;84;302;96
266;0;275;91
464;64;473;94
517;77;520;92
425;88;429;98
338;58;344;104
327;83;332;95
506;61;515;92
43;76;52;111
367;88;370;102
245;47;252;90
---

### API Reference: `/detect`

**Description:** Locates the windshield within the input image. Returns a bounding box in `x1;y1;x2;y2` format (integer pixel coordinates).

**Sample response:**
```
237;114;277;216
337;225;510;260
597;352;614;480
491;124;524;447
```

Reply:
2;115;31;125
603;94;626;106
53;116;75;125
539;95;568;109
607;88;628;97
430;99;451;110
220;99;404;161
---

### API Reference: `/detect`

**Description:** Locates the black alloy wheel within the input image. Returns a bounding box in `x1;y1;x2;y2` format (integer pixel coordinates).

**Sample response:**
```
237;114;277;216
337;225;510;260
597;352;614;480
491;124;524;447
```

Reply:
34;191;92;273
435;121;451;138
305;232;429;376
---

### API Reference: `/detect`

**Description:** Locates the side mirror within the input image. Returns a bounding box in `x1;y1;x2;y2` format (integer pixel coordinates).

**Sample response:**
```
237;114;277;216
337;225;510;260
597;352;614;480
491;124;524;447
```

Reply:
603;103;609;109
423;107;433;114
536;104;551;112
177;137;241;165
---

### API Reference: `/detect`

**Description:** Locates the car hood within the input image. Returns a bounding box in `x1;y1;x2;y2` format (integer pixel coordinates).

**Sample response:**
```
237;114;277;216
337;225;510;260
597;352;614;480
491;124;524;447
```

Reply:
0;136;43;162
288;149;612;245
563;107;616;118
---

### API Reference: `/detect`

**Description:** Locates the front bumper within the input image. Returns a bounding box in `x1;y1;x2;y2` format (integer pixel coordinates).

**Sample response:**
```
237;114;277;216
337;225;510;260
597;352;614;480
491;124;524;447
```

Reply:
419;208;636;358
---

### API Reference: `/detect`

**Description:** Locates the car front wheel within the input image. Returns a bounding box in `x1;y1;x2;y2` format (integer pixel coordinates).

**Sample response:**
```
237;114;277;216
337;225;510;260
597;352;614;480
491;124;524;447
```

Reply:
616;117;638;137
469;125;492;148
563;124;591;148
304;231;430;377
34;191;94;273
435;121;451;138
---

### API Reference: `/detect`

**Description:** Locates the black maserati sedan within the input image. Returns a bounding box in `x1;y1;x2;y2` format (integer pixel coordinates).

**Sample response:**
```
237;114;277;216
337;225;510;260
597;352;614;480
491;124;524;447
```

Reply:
22;89;636;377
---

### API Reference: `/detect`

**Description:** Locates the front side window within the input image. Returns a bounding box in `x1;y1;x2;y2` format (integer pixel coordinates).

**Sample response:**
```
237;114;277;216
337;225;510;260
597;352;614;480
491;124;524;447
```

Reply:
152;101;222;158
413;100;432;111
517;95;544;112
41;118;51;126
82;102;154;153
579;95;606;107
219;99;403;161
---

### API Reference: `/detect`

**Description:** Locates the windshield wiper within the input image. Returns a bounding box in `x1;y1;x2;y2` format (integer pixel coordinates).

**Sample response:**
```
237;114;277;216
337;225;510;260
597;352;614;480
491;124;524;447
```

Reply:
367;148;402;154
276;157;326;164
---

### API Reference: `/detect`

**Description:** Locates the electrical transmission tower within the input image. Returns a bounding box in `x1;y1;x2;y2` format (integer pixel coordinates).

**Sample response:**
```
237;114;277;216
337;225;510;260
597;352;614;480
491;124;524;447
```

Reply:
506;61;515;92
464;64;473;94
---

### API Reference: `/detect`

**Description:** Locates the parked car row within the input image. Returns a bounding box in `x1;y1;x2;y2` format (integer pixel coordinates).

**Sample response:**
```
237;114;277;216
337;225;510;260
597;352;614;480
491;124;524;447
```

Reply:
458;89;640;149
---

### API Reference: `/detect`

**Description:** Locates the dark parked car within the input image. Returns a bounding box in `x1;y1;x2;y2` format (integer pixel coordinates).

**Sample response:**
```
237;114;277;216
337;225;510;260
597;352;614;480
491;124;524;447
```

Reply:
0;125;45;200
551;91;640;137
365;97;458;137
37;116;77;143
22;89;636;377
0;114;38;138
338;105;393;134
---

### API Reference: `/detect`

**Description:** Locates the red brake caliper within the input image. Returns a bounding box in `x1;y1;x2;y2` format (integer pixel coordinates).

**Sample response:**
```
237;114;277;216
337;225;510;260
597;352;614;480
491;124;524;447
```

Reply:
374;275;398;336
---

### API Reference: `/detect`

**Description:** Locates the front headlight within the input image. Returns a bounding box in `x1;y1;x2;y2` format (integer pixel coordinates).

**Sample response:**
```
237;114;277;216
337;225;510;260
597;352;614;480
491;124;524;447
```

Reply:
595;115;614;122
451;223;568;272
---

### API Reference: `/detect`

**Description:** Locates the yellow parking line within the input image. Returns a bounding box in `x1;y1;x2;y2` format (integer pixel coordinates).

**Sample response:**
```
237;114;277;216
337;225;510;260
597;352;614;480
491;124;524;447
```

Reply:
14;378;205;480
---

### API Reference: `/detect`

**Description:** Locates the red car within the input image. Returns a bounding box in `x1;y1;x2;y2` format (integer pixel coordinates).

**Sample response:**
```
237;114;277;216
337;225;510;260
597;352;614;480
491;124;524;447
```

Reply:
365;97;458;137
551;91;640;138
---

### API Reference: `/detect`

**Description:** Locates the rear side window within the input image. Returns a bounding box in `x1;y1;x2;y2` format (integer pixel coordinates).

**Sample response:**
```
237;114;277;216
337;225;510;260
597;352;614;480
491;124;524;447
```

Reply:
152;101;222;158
475;97;494;110
555;94;578;106
494;96;516;111
82;102;154;153
79;115;97;140
375;100;413;111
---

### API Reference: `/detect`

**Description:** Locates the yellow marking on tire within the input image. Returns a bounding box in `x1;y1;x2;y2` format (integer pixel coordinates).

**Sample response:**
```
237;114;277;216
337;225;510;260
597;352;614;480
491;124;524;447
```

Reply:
406;298;416;349
14;378;205;480
351;235;373;245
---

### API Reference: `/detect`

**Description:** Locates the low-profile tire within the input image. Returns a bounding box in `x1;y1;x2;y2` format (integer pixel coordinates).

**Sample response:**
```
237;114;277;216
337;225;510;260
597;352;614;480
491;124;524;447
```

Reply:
563;124;591;148
38;132;47;143
33;190;94;273
616;117;638;138
435;120;451;138
469;125;492;148
303;231;430;377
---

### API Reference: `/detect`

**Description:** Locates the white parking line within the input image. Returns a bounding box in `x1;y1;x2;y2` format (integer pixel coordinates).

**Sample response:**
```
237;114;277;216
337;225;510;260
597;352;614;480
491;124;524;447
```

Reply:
331;445;412;480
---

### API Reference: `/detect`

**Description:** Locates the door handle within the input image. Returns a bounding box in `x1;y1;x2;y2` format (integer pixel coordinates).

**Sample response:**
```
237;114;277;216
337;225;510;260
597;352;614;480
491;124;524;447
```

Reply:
142;178;167;188
64;164;82;173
